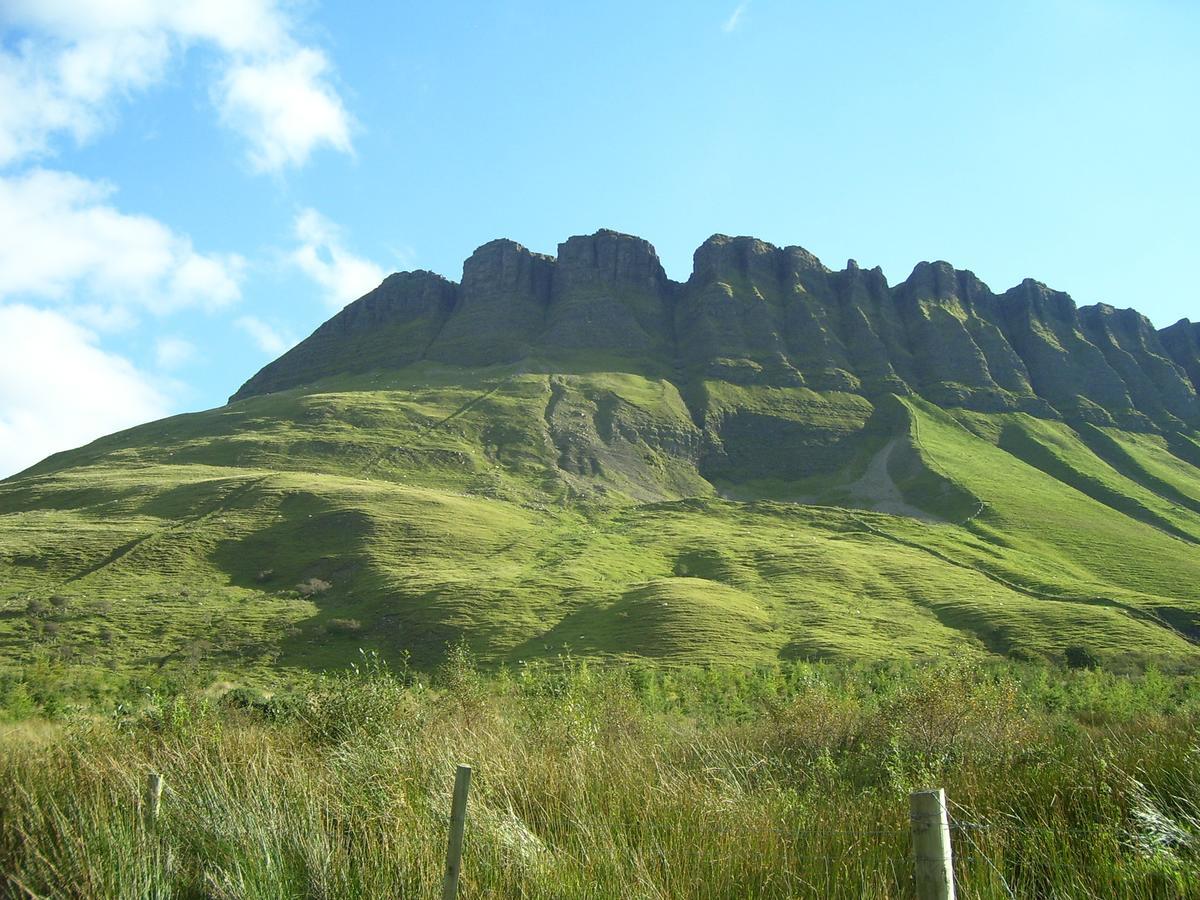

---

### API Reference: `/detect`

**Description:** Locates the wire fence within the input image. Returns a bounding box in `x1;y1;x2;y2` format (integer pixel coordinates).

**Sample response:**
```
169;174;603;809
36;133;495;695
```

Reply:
138;767;1148;900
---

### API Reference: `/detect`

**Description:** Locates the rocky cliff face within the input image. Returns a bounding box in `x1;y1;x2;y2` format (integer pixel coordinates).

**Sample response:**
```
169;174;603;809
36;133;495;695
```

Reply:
233;270;457;398
1160;319;1200;395
540;230;673;357
231;230;1200;430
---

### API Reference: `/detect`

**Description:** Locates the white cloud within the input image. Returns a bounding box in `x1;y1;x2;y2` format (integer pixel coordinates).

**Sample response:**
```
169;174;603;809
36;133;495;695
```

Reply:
219;49;352;173
0;29;170;165
154;336;195;369
0;0;352;172
289;208;384;308
722;1;750;32
236;315;291;355
0;303;170;478
0;168;244;316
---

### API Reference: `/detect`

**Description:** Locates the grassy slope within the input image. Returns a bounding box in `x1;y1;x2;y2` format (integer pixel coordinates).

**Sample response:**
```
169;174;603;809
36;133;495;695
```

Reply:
5;661;1199;899
2;364;1199;679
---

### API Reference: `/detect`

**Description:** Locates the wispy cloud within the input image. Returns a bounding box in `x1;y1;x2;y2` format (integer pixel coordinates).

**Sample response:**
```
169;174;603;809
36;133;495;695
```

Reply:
289;209;385;309
154;336;196;370
722;1;750;32
0;1;353;172
236;315;291;355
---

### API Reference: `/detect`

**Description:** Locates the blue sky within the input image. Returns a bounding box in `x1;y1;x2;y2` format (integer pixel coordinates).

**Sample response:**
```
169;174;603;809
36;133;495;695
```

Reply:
0;0;1197;476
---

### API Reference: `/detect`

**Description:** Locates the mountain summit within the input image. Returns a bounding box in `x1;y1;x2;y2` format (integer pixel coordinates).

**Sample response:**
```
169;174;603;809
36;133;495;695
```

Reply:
233;230;1200;432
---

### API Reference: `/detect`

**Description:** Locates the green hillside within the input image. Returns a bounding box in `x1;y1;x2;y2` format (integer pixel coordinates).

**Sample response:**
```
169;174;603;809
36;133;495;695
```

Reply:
3;360;1199;680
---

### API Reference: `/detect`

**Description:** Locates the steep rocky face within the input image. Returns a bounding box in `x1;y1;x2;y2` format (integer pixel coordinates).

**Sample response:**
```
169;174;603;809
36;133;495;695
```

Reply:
230;270;457;400
1162;320;1200;393
229;229;1200;432
776;254;860;392
426;239;553;365
676;236;798;384
827;263;913;395
995;280;1146;426
1078;305;1199;426
891;262;1039;412
538;230;673;357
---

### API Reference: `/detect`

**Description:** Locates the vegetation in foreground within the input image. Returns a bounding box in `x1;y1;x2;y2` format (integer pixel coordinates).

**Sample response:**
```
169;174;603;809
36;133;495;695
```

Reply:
2;654;1199;898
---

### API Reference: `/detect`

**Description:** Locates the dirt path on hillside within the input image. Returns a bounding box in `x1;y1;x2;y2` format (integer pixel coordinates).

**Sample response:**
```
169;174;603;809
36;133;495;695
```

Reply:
842;438;941;521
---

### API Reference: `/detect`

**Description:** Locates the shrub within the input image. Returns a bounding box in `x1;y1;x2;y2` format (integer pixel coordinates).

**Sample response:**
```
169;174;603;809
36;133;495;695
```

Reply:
436;638;485;708
296;578;332;597
303;650;414;743
875;660;1035;771
764;679;865;759
221;686;269;712
1066;645;1101;670
325;618;363;636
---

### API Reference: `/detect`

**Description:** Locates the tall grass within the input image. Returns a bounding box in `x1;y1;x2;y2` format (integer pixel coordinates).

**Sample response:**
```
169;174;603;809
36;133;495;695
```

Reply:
2;656;1199;898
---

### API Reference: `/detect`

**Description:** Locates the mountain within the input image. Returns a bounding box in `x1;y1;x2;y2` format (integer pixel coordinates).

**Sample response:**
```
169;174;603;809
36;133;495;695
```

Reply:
231;230;1200;430
3;230;1200;676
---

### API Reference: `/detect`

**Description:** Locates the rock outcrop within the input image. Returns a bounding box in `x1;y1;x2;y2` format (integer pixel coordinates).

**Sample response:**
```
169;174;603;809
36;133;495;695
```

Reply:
229;230;1200;431
426;239;553;365
233;270;456;398
538;230;673;357
1160;319;1200;395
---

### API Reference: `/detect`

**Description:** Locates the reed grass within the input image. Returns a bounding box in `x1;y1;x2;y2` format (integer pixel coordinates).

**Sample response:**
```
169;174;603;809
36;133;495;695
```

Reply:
1;656;1198;898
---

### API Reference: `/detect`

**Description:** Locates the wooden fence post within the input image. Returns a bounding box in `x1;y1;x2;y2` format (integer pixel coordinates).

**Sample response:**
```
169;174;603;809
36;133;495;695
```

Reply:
144;771;164;827
910;788;955;900
441;764;472;900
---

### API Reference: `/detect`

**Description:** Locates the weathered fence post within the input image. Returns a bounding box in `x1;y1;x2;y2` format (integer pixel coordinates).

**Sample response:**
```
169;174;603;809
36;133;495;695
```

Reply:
144;771;164;827
910;788;955;900
441;764;472;900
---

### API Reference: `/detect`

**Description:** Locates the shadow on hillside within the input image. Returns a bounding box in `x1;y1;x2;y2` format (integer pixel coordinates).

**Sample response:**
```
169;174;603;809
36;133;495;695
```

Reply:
1072;423;1200;516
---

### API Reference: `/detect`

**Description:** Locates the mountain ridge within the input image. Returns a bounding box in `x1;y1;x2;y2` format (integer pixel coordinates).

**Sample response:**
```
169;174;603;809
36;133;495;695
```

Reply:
4;230;1200;675
232;229;1200;433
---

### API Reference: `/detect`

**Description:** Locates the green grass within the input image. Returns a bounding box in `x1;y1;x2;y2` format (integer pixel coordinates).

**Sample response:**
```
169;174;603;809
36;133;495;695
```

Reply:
2;364;1200;680
2;657;1199;898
